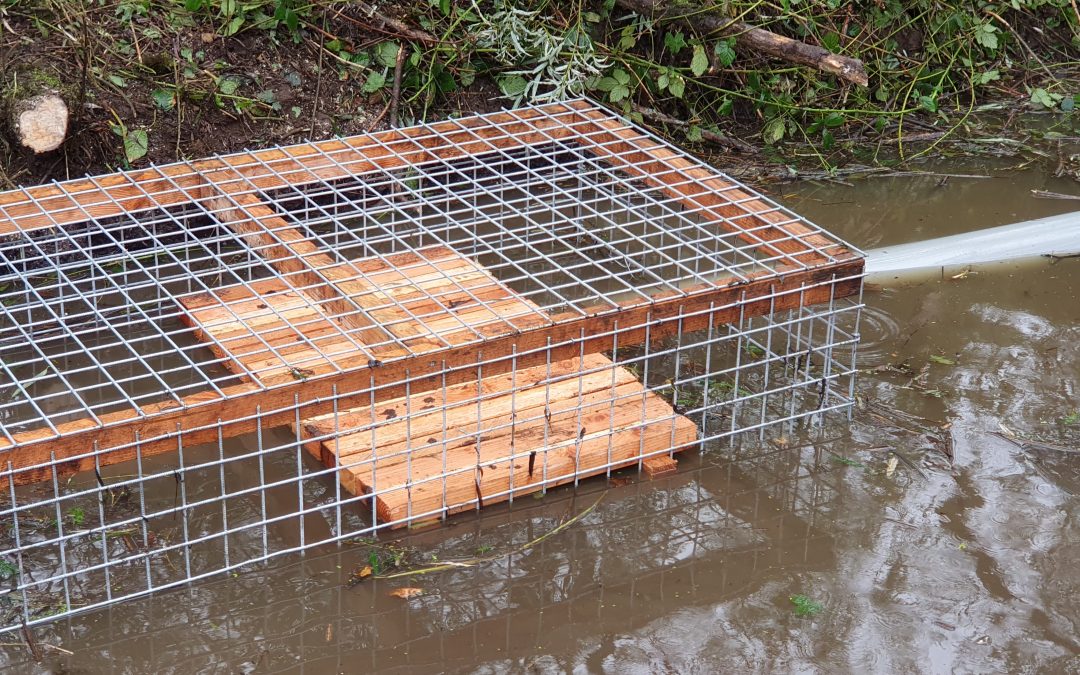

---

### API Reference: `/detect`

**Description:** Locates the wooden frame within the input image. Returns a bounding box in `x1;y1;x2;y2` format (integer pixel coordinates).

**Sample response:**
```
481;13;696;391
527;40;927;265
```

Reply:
0;99;863;487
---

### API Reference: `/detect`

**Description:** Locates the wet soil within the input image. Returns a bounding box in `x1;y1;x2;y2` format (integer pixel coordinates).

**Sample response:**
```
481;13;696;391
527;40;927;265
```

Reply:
1;165;1078;673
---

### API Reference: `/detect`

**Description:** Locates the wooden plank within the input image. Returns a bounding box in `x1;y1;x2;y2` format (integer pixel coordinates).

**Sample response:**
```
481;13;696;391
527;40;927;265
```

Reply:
642;454;679;478
301;354;640;469
180;280;362;385
300;354;698;527
178;245;553;386
0;258;861;487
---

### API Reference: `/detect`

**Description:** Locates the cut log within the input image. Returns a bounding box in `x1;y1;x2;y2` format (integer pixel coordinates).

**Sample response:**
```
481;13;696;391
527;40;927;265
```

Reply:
615;0;869;86
10;92;68;154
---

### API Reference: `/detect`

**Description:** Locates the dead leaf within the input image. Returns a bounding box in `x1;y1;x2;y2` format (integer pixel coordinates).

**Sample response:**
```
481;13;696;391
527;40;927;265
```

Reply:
389;587;424;599
346;565;373;587
885;455;899;477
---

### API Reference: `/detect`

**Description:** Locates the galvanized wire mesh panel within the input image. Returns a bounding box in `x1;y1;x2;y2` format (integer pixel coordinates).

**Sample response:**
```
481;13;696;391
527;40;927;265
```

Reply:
0;99;863;635
0;443;845;671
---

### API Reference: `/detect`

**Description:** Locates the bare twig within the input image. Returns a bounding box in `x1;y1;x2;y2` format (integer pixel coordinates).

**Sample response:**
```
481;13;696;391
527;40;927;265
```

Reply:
889;449;929;480
389;44;407;128
991;431;1079;454
633;104;756;153
372;493;605;580
984;9;1056;81
20;618;41;662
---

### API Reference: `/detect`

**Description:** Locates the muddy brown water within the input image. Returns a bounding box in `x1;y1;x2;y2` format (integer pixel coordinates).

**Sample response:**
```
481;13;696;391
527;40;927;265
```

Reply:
2;166;1079;674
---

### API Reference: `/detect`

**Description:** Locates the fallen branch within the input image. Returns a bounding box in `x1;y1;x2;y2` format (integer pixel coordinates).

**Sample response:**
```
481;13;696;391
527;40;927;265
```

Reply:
333;2;438;45
615;0;869;86
633;104;756;153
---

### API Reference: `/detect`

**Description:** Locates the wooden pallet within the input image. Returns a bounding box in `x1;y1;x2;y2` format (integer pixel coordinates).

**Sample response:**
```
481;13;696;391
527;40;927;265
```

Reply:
178;246;550;385
300;354;698;527
180;246;698;526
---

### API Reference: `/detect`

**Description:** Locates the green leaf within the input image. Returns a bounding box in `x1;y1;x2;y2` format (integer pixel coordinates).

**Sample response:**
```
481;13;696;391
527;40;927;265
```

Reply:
184;0;204;11
151;88;175;111
497;74;528;99
1030;87;1062;109
713;39;736;67
763;117;785;144
667;73;685;98
976;70;1000;85
584;11;601;22
690;44;708;77
218;76;241;95
375;41;400;68
918;95;938;112
613;68;630;85
664;31;686;55
974;23;998;50
281;8;298;33
929;355;955;365
790;594;822;617
686;125;703;142
223;15;245;36
609;84;630;102
108;74;126;88
362;71;386;93
595;77;618;92
123;129;149;164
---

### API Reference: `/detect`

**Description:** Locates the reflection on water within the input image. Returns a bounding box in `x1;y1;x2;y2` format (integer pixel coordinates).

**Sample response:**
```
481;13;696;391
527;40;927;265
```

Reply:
3;167;1080;673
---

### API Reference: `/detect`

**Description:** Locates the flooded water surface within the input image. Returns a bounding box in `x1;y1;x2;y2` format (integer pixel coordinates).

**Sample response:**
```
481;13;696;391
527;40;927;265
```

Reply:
3;166;1079;673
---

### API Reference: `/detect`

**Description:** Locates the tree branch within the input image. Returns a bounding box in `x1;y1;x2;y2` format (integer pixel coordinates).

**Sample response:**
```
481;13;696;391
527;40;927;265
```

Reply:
616;0;869;86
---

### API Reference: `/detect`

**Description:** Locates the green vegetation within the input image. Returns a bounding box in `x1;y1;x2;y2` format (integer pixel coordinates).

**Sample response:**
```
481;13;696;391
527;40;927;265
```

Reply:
68;506;86;528
0;558;17;581
829;453;865;468
661;377;753;411
789;593;823;617
0;0;1076;183
1060;411;1080;425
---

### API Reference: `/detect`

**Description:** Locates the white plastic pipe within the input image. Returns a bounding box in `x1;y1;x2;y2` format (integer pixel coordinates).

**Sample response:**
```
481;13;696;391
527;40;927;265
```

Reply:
864;210;1080;283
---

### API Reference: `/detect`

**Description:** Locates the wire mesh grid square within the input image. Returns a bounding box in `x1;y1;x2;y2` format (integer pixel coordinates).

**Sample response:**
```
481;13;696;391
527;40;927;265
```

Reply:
0;99;863;633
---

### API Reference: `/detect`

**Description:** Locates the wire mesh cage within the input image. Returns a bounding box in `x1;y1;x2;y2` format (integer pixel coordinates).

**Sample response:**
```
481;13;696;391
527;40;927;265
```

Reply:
0;99;863;633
